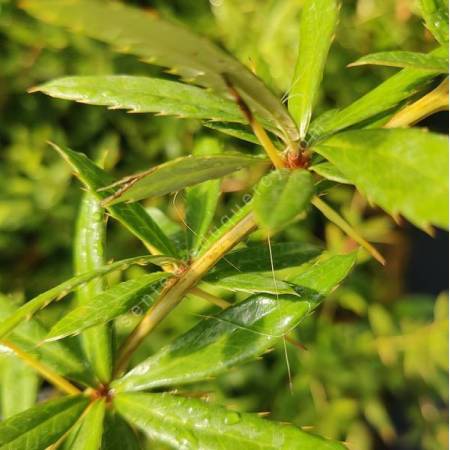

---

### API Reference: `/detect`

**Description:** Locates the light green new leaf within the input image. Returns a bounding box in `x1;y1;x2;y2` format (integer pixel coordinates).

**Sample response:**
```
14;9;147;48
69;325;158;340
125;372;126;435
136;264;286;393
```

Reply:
102;154;267;206
115;393;347;450
75;190;112;383
22;0;297;142
0;295;95;386
308;47;447;142
314;129;449;230
289;0;340;138
203;122;260;144
33;76;246;123
112;253;355;391
309;162;352;184
62;399;105;450
420;0;449;45
51;143;177;256
101;411;141;450
0;255;170;340
349;51;448;72
46;272;170;342
0;355;39;419
0;395;89;450
253;169;315;232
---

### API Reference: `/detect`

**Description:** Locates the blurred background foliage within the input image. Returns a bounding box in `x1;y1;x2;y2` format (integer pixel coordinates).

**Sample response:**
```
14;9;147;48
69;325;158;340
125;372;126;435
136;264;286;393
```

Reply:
0;1;448;449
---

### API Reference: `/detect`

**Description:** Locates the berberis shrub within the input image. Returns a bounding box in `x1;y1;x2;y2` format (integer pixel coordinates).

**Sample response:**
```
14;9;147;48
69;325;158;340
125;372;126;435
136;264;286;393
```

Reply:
0;0;448;449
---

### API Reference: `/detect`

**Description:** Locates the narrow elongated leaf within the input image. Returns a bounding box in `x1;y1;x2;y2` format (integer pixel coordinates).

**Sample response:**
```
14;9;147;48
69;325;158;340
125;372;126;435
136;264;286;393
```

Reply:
102;154;267;206
46;272;170;342
0;395;89;450
22;0;298;142
203;122;260;144
0;355;38;418
115;393;346;450
62;399;105;450
314;129;449;229
101;411;141;450
419;0;449;45
75;190;112;383
0;295;95;386
309;162;351;184
349;51;448;72
33;76;246;123
253;169;315;232
289;0;340;138
308;47;447;142
51;143;177;257
0;255;170;340
186;138;222;256
112;253;355;391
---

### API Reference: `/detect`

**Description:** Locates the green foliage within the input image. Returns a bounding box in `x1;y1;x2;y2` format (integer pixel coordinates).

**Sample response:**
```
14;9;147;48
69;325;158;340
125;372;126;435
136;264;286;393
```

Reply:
0;0;447;449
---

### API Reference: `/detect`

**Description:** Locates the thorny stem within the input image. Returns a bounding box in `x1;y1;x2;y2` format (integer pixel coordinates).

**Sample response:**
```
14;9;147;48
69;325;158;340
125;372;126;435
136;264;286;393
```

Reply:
114;212;257;375
1;340;81;395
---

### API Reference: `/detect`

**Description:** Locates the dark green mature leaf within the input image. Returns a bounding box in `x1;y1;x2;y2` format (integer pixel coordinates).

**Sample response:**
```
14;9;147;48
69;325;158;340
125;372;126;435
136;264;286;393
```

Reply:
0;395;89;450
308;47;447;142
419;0;449;45
349;51;449;72
51;143;177;257
186;138;222;256
253;169;315;232
101;411;141;450
102;154;267;206
0;356;38;419
314;129;449;230
62;399;105;450
289;0;340;138
33;76;246;123
22;0;298;143
112;253;355;391
0;295;95;386
115;393;347;450
74;190;112;383
0;256;165;341
46;272;170;342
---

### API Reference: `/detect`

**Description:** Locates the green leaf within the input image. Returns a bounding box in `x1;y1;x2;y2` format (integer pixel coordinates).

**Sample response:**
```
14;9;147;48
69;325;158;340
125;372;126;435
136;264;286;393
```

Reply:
62;399;105;450
349;51;448;72
45;272;170;342
253;169;315;232
112;253;355;391
289;0;340;138
51;142;177;257
32;76;246;123
0;295;95;386
0;356;39;419
309;162;351;184
419;0;449;45
101;411;141;450
74;190;112;383
186;138;222;255
314;129;449;230
308;47;447;142
0;395;89;450
0;255;170;340
203;122;260;144
114;392;347;450
22;0;297;143
102;154;267;206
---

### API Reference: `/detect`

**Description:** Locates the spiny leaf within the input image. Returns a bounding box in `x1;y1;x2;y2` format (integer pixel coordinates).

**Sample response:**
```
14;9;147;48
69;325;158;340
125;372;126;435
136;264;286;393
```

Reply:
22;0;298;143
112;253;355;391
289;0;340;138
419;0;449;45
0;255;172;340
32;76;247;123
45;272;170;342
0;395;89;450
51;143;178;257
253;169;315;233
114;392;347;450
349;51;448;72
74;189;112;383
314;129;449;230
102;153;267;206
